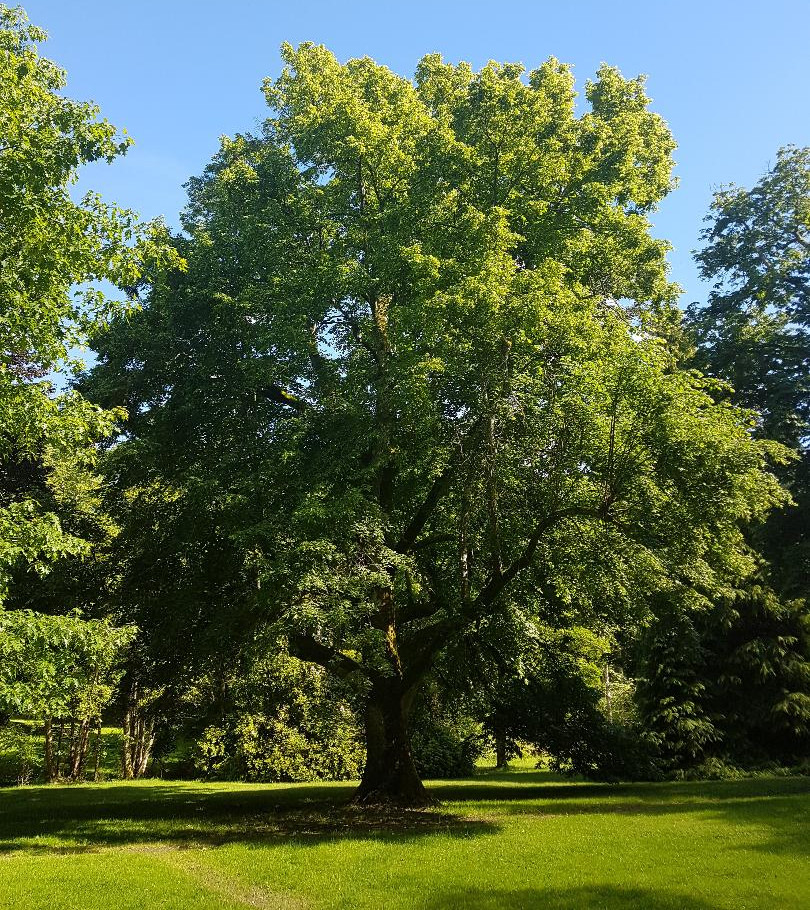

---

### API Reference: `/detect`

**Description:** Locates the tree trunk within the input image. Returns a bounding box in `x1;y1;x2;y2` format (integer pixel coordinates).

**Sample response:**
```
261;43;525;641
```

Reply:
43;717;55;783
354;683;433;807
495;726;508;770
54;718;64;778
122;677;137;779
66;715;76;777
122;679;154;780
122;706;134;780
133;715;155;777
69;718;91;781
93;718;103;782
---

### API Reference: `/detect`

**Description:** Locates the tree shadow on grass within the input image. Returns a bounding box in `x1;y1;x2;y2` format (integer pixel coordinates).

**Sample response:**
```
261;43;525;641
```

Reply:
0;782;497;854
0;773;807;860
432;769;810;804
432;772;810;859
423;885;723;910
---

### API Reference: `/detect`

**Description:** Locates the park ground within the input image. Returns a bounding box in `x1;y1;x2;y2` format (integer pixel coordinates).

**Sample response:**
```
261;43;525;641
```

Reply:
0;763;807;910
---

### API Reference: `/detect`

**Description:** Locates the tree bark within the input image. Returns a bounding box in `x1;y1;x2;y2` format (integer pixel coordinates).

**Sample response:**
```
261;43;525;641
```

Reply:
66;715;76;777
122;703;134;780
54;718;64;778
43;717;55;783
93;718;103;782
133;715;155;777
122;678;155;779
353;682;433;807
69;718;91;781
495;726;508;770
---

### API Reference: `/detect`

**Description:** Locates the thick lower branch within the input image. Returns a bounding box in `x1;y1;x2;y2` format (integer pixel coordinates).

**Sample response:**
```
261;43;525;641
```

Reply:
255;385;308;412
288;634;373;680
403;506;610;685
473;505;607;612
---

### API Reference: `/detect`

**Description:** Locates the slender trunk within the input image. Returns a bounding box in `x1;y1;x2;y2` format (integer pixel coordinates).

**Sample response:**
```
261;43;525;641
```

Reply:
603;664;613;723
55;718;64;778
93;718;103;782
485;412;503;577
122;707;133;779
354;682;432;807
70;718;91;781
133;716;154;778
122;678;154;780
67;716;76;777
43;717;55;783
122;678;137;779
495;726;508;770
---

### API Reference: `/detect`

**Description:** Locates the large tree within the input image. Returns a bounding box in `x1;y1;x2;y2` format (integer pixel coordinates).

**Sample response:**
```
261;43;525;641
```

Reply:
687;145;809;449
89;45;785;804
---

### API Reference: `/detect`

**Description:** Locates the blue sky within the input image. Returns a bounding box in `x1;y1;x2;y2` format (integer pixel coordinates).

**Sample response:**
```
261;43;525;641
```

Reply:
24;0;810;304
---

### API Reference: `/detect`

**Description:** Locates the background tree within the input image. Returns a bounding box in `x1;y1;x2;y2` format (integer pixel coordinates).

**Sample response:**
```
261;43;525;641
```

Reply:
663;148;810;770
87;45;785;804
0;609;134;781
0;4;179;605
686;146;810;594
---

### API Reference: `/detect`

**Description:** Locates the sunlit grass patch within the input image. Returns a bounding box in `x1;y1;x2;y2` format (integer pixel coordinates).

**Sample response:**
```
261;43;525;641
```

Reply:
0;769;807;909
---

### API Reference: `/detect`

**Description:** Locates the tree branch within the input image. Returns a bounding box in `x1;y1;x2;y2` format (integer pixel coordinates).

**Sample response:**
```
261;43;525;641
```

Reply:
394;414;488;553
288;634;372;680
472;505;607;613
409;532;456;550
401;504;609;687
255;385;308;413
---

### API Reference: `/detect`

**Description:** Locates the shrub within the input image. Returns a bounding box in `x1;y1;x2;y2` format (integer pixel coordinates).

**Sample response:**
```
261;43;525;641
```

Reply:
410;686;484;779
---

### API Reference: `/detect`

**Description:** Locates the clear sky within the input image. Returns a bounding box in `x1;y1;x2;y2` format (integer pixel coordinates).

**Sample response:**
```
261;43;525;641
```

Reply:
22;0;810;304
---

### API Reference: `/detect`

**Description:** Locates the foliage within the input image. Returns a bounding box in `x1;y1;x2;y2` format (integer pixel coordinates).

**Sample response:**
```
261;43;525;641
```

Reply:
0;609;134;719
194;711;363;783
0;609;135;779
686;146;810;600
650;148;810;776
409;681;483;778
85;43;787;802
638;578;810;772
636;592;720;771
475;619;654;780
0;3;181;605
705;579;810;763
0;720;124;785
687;146;809;448
0;720;38;784
186;646;364;783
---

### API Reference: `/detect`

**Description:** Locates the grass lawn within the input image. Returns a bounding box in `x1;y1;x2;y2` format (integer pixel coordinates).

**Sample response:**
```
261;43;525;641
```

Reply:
0;767;807;909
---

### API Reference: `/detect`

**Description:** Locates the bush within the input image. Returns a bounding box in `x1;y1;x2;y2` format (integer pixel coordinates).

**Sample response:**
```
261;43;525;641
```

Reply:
194;707;364;783
0;721;39;785
187;647;366;783
671;757;746;781
549;715;660;782
410;686;483;779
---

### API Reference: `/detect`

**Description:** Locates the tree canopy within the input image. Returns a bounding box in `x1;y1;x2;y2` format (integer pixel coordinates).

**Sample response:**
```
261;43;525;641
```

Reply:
687;146;810;448
0;4;179;604
83;44;789;803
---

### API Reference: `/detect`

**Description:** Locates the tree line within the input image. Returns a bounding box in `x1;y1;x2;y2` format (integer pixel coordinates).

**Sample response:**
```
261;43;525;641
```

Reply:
0;5;808;803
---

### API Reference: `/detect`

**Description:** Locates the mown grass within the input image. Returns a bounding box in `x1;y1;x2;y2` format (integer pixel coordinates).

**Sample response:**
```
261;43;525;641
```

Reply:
0;766;807;909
